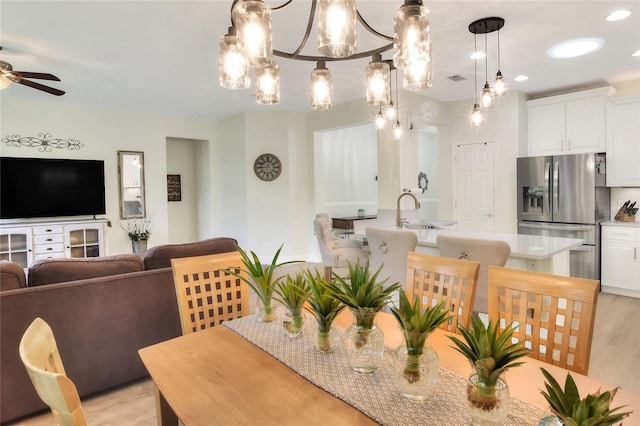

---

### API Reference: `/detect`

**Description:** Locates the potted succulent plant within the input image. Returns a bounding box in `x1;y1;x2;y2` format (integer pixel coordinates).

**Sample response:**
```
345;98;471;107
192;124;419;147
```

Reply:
539;368;631;426
303;268;345;352
273;272;311;338
227;244;300;322
331;259;400;373
448;314;529;425
390;290;451;401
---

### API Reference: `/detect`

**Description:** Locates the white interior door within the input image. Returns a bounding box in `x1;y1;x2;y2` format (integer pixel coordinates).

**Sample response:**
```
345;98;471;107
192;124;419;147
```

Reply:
454;142;495;231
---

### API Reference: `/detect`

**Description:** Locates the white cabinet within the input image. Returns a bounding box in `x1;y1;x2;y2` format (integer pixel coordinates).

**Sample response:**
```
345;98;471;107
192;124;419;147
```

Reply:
0;219;108;268
601;223;640;298
606;95;640;187
527;87;613;156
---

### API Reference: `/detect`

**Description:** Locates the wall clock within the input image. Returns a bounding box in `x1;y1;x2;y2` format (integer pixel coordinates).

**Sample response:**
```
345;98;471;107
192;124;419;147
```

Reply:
253;153;282;181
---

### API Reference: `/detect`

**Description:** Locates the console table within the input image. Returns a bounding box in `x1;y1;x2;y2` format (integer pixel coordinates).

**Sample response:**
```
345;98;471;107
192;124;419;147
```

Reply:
332;215;377;237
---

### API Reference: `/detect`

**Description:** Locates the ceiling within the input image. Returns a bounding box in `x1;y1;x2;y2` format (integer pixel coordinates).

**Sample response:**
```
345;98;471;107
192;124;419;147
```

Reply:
1;1;639;121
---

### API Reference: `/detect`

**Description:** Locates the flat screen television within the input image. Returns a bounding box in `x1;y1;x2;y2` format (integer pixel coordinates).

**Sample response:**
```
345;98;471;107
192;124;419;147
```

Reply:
0;156;106;219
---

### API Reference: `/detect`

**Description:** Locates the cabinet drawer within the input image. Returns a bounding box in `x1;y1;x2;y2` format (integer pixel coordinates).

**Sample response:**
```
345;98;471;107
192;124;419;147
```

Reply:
34;234;65;245
602;226;640;241
34;243;65;255
32;225;64;236
34;252;66;261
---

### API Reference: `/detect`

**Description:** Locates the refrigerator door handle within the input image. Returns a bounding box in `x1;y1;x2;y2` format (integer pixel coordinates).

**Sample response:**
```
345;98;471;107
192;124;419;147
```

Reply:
570;245;593;253
544;161;550;215
518;222;593;232
553;161;560;215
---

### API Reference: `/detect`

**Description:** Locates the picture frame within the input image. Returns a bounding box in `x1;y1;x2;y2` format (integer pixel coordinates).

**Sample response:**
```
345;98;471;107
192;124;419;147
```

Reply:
167;174;181;202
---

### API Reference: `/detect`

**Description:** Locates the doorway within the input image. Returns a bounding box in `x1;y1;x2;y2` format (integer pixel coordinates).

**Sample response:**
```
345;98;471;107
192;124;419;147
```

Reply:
454;142;495;231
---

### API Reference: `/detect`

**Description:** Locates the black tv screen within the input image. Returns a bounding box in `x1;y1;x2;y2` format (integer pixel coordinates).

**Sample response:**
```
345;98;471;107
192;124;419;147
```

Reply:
0;157;106;219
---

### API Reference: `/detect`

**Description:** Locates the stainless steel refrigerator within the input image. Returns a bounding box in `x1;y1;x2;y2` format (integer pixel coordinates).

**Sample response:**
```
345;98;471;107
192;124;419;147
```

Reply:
517;153;609;279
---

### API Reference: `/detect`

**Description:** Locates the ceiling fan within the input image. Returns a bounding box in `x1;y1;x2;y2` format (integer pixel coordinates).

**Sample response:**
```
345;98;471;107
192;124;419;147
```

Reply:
0;47;65;96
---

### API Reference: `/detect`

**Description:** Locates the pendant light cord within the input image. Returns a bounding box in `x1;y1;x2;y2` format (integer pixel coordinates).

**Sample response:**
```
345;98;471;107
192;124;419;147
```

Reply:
395;68;399;114
474;34;478;102
484;33;489;83
497;30;501;71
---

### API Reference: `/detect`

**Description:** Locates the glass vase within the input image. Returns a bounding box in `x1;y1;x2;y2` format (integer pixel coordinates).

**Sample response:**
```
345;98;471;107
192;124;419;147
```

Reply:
282;311;304;338
393;336;439;401
313;323;340;353
467;373;510;426
256;297;276;323
342;310;384;374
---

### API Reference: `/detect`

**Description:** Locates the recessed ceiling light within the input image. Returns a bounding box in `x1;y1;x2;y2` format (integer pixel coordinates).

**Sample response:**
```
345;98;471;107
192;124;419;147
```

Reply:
548;38;604;58
470;51;486;60
633;50;640;57
606;10;631;21
514;75;529;82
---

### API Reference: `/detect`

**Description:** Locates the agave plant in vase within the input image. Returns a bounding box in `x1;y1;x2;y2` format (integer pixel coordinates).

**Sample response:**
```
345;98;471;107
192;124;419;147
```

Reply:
273;272;311;338
303;268;345;352
331;259;400;374
228;244;300;322
390;291;451;401
449;314;529;426
539;368;631;426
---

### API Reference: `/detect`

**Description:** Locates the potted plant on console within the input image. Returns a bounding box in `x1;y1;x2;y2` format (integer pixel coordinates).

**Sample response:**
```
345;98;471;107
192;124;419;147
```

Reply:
123;218;152;256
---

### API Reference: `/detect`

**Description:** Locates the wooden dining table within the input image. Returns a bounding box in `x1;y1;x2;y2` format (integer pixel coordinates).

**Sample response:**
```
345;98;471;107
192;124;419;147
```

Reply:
139;311;639;426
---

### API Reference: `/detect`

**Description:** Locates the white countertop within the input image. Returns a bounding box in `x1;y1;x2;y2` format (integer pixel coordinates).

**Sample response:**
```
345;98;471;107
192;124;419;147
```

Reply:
601;220;640;228
364;226;585;260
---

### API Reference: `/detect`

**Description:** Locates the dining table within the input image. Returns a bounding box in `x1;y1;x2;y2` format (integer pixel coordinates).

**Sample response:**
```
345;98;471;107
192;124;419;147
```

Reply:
139;310;639;426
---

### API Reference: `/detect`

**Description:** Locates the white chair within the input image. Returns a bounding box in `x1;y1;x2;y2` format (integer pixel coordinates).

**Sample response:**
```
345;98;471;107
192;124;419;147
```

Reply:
436;235;510;314
314;216;369;280
365;227;418;289
315;213;363;249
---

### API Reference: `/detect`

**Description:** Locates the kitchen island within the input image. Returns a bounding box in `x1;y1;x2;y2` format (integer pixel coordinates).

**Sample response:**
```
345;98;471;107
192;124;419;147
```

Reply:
354;222;584;276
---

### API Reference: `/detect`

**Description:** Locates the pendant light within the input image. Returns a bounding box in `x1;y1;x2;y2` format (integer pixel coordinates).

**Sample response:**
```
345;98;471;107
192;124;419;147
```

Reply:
480;33;495;108
232;0;273;67
493;29;506;96
375;106;386;129
393;69;402;139
471;32;483;127
219;26;250;89
366;54;390;105
255;61;280;104
403;39;432;90
318;0;357;58
311;61;333;109
393;0;431;71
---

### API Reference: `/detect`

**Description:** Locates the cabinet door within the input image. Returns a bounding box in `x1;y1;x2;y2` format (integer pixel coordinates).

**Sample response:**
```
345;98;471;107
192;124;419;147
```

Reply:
65;225;103;258
0;228;33;268
565;96;606;153
607;97;640;186
528;103;565;155
602;239;640;290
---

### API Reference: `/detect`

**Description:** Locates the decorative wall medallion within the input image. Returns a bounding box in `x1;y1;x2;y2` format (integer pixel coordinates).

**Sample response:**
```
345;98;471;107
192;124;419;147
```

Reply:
2;133;84;152
253;153;282;181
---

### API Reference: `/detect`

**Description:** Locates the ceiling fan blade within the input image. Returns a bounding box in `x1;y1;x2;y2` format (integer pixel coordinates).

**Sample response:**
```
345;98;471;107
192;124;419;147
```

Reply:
14;71;61;81
16;78;65;96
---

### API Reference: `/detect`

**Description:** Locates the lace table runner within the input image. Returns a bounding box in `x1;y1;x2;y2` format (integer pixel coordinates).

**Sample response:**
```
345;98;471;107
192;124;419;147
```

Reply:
224;315;544;426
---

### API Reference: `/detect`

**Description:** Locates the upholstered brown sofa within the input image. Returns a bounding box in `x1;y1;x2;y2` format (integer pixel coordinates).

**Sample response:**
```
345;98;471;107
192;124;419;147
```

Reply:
0;237;238;423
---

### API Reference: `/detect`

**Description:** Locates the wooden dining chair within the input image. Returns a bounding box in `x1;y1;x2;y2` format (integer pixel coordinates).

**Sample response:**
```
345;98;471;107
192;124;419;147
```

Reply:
171;251;251;335
488;266;599;375
405;252;480;333
19;317;88;426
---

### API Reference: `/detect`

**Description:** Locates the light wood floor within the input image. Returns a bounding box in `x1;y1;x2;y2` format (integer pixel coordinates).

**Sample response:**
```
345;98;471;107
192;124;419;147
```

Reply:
8;292;639;426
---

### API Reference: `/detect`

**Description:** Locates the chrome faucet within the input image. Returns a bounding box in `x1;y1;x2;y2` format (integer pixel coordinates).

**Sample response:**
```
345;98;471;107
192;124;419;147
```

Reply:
396;192;421;228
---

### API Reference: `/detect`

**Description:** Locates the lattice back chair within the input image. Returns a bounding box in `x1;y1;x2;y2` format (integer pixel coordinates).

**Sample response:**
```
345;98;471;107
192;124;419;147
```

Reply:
19;317;88;426
171;251;251;335
488;266;599;375
405;252;480;333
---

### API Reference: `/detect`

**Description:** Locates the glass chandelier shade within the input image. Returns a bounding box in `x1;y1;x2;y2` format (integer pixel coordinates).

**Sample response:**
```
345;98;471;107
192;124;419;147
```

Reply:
311;61;333;109
393;1;431;71
218;27;250;90
403;39;432;90
365;56;390;105
494;70;506;96
375;107;386;129
317;0;357;58
232;0;273;67
471;103;483;127
255;62;280;104
385;101;397;120
480;82;495;108
393;119;402;139
0;76;11;90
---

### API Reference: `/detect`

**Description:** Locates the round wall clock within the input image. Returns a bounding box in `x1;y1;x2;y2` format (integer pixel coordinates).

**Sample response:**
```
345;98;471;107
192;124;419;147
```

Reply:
253;153;282;181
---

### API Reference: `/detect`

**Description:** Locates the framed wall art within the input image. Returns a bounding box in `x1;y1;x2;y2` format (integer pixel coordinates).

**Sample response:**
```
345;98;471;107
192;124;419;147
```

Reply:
167;174;181;202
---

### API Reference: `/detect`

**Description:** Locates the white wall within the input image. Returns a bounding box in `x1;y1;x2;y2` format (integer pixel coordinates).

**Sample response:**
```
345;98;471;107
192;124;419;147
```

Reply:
0;97;217;254
166;137;199;243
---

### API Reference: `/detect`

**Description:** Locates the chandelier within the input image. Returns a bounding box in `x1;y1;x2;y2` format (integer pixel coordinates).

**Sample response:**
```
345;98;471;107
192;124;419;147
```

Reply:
219;0;432;129
468;17;506;127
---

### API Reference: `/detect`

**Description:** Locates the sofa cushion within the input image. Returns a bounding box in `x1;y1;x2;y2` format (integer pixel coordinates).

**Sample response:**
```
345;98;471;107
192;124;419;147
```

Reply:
0;261;27;291
143;237;238;270
28;254;144;287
